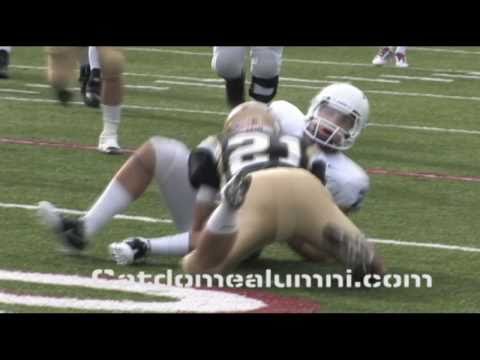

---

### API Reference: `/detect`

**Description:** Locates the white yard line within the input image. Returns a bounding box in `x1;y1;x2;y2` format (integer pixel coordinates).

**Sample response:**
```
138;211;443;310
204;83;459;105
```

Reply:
364;90;480;102
432;73;480;80
410;47;480;55
2;201;480;254
380;74;453;83
2;95;480;134
326;76;401;84
0;88;40;95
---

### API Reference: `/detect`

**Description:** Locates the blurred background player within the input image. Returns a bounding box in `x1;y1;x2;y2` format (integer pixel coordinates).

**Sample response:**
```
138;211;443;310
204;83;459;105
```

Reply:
45;46;125;153
372;46;408;68
0;47;12;79
79;46;102;108
212;46;284;108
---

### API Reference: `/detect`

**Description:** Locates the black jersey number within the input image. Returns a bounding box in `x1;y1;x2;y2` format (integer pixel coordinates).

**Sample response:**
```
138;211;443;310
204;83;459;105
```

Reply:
227;133;301;175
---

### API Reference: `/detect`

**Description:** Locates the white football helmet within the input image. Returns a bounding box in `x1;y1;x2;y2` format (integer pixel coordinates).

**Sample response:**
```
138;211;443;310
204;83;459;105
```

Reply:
304;83;369;150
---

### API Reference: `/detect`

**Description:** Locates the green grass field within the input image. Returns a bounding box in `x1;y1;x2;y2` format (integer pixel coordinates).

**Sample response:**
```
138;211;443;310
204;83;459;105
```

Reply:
1;46;480;312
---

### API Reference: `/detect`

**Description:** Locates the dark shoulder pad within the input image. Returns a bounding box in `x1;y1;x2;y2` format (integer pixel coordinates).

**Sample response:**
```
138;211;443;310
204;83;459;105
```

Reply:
188;148;220;190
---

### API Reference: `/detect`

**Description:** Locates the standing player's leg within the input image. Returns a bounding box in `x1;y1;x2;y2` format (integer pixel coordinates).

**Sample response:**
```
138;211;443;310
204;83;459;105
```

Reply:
84;46;102;107
394;46;408;68
0;46;12;79
212;46;247;108
45;47;85;104
372;46;394;66
96;47;125;154
249;47;283;103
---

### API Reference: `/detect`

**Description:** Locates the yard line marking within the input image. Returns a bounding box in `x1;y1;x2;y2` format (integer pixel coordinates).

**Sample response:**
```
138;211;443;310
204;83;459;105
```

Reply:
0;88;39;95
2;95;480;136
432;73;480;80
154;79;224;88
364;90;480;102
410;47;480;55
2;96;480;135
368;123;480;135
380;74;454;82
10;57;480;77
0;96;229;115
0;202;172;224
369;239;480;253
26;83;170;92
2;201;480;254
0;270;266;313
326;76;401;83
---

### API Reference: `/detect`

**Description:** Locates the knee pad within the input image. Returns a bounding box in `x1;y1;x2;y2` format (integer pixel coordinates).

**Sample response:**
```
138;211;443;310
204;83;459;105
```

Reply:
149;136;189;184
251;47;283;79
98;48;125;80
248;75;279;103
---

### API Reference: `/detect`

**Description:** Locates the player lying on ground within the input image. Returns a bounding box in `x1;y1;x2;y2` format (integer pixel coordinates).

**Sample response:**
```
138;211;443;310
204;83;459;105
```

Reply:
37;84;371;265
166;101;384;277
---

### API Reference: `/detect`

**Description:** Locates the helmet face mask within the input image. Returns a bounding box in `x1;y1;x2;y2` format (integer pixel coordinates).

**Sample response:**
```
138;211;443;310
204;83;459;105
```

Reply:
304;83;369;151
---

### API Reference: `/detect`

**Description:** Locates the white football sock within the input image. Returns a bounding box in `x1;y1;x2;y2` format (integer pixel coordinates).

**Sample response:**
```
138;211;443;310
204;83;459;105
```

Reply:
205;202;238;234
82;179;133;238
88;47;101;70
148;232;191;256
101;105;121;136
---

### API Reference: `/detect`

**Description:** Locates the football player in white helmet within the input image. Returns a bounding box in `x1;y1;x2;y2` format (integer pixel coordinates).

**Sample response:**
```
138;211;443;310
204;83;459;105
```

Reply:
271;83;371;215
38;84;372;268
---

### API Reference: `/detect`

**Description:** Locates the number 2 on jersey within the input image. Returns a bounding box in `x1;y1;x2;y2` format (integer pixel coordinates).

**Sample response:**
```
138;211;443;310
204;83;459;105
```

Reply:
227;132;301;175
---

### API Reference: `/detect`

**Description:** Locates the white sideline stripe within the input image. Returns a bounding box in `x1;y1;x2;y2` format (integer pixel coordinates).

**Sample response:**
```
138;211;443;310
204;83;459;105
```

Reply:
124;47;480;73
0;96;229;116
126;85;170;91
0;270;265;313
26;83;170;92
2;201;480;254
153;79;336;91
154;79;224;88
0;88;39;95
368;123;480;135
10;61;480;77
326;76;401;84
281;77;334;84
0;202;173;224
365;90;480;102
9;63;480;88
1;95;480;135
432;73;480;80
127;73;223;83
380;74;454;83
370;239;480;253
410;47;480;55
124;47;211;56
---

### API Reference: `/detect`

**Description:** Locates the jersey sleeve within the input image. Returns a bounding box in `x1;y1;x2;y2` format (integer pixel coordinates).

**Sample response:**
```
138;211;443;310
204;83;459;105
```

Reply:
188;136;221;190
303;143;327;185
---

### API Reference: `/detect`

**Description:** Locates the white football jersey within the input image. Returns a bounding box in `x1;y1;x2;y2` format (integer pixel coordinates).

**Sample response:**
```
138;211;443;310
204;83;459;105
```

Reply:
270;100;370;212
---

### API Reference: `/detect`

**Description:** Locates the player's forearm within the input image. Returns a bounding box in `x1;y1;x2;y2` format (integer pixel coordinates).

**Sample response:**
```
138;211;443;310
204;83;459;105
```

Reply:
190;185;219;246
